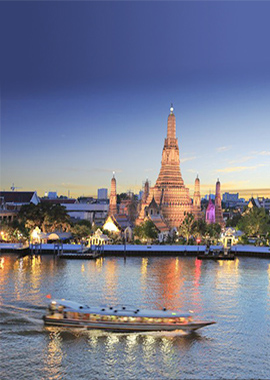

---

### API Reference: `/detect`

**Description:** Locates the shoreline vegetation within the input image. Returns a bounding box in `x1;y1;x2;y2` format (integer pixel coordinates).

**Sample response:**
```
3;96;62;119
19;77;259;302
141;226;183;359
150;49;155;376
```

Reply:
1;203;270;251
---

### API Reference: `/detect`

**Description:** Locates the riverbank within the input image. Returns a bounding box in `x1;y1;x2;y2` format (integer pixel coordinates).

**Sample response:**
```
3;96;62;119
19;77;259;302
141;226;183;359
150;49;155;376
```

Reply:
1;243;270;257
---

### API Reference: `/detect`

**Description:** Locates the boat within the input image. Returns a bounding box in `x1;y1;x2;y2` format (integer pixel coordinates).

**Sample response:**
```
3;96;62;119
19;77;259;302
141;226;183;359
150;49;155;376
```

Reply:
197;248;235;261
43;299;216;332
58;246;102;260
58;251;101;260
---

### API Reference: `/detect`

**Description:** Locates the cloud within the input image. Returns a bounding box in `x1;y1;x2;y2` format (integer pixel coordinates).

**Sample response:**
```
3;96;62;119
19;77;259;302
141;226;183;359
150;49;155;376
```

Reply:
216;146;232;153
228;155;254;164
216;164;265;173
251;150;270;156
181;156;197;163
222;180;250;188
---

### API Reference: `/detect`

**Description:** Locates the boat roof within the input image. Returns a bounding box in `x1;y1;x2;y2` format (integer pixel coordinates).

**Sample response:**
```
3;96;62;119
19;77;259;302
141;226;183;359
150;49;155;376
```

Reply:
49;299;192;318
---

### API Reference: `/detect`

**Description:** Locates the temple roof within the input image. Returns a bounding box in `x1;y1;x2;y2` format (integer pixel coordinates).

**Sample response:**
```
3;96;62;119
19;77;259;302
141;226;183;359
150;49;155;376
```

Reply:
149;215;169;233
148;197;159;210
0;191;39;204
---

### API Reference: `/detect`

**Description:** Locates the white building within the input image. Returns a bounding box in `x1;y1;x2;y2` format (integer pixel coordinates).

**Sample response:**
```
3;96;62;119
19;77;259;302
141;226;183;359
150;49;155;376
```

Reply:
64;203;109;224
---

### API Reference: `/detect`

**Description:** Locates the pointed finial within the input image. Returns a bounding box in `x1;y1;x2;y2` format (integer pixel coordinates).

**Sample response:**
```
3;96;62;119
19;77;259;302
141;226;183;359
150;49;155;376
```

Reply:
113;171;115;178
170;103;174;114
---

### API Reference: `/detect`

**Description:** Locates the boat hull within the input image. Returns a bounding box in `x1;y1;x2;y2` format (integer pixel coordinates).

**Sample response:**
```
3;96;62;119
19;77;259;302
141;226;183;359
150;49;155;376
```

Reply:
197;254;235;260
43;316;215;332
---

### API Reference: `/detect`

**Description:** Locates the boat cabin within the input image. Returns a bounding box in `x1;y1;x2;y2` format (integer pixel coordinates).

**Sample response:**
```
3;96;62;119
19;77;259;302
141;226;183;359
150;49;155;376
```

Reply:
47;300;193;325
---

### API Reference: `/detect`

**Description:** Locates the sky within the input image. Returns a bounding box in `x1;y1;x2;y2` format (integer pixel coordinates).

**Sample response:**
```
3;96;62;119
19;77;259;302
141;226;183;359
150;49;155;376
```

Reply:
1;1;270;199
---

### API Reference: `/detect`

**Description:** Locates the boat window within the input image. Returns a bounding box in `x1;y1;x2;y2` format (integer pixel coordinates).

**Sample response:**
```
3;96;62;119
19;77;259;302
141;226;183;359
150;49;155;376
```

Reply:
101;315;110;321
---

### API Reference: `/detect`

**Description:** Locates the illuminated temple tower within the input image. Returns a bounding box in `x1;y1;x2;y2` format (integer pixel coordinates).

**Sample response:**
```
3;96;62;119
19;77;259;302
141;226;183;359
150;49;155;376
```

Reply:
193;175;202;220
214;179;224;226
137;105;193;229
108;173;117;216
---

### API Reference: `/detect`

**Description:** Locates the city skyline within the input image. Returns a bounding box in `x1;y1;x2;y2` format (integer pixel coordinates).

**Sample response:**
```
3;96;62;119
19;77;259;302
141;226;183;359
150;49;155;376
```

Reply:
1;2;270;199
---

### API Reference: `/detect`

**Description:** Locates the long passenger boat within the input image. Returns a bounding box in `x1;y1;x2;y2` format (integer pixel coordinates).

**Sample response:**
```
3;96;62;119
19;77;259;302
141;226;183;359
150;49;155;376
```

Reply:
43;299;216;332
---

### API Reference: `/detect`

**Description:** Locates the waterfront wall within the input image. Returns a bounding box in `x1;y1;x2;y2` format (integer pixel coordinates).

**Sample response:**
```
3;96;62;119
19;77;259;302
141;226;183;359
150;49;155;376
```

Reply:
1;243;270;257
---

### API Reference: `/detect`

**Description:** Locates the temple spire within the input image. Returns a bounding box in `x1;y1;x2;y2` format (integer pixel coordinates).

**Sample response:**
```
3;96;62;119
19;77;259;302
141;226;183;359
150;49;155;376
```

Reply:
215;178;224;227
193;175;202;220
167;104;176;140
108;172;117;216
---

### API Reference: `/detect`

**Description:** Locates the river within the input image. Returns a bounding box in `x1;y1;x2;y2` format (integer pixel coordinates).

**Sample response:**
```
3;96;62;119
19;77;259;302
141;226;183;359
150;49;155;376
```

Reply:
1;254;270;379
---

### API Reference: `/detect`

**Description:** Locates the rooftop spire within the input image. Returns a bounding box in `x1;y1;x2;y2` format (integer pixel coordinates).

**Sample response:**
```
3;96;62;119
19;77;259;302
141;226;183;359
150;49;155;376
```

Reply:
167;104;176;140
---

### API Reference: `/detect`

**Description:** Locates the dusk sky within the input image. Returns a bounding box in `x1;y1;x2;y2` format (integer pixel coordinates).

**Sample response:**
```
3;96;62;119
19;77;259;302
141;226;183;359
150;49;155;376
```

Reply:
1;2;270;199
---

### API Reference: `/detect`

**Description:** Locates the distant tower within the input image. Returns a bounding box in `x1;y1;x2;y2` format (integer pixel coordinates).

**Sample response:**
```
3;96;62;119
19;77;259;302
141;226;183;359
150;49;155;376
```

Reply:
215;179;224;226
142;179;149;203
205;196;215;224
193;175;202;220
108;173;117;216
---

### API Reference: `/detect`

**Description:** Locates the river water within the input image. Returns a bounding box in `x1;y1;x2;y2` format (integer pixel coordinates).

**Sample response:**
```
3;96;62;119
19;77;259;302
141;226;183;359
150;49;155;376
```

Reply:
0;254;270;379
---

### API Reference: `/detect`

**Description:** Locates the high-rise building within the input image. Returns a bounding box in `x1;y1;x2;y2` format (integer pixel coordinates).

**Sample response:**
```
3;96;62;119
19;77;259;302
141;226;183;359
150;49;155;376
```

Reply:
97;188;108;200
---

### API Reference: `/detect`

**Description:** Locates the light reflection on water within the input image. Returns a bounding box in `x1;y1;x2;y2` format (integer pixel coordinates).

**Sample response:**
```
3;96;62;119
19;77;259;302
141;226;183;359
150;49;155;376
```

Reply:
1;253;270;379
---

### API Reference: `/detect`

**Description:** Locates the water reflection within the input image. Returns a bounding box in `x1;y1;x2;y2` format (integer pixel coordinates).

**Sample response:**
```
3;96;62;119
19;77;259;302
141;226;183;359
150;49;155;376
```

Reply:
44;331;64;380
2;254;270;379
141;258;148;277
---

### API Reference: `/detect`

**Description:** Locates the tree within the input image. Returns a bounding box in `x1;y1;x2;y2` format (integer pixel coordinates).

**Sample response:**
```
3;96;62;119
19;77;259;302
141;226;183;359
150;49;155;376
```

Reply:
237;208;270;237
134;220;158;243
226;212;242;227
18;203;71;234
193;218;207;242
178;213;195;244
43;204;71;232
70;223;92;243
205;223;222;244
